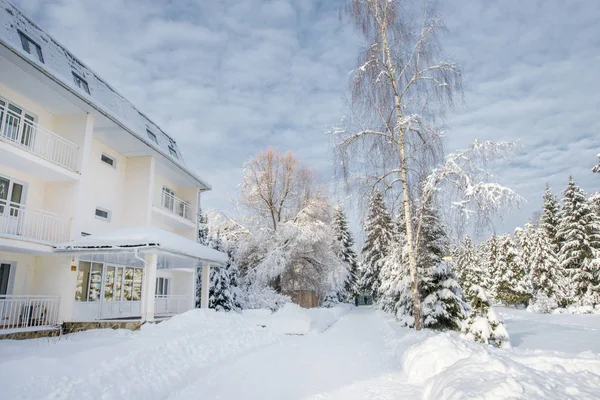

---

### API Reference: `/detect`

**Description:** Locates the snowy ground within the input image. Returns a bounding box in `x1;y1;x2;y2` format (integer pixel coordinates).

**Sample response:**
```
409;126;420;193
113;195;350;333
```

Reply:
0;305;599;399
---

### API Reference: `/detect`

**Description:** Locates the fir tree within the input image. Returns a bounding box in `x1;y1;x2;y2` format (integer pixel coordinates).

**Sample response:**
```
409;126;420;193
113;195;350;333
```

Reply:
478;235;500;301
494;234;531;306
332;204;360;300
360;189;394;298
557;177;600;305
454;236;481;292
541;184;560;248
418;205;469;331
207;232;243;311
464;285;510;348
198;207;209;246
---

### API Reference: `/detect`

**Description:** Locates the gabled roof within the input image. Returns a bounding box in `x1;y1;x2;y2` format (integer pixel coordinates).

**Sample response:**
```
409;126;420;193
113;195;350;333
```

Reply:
55;226;227;265
0;1;211;189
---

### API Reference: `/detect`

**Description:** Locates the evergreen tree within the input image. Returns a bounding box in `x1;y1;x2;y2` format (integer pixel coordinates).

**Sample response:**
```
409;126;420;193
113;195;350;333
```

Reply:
198;208;209;246
557;177;600;305
207;232;243;311
541;184;560;248
378;211;410;316
464;285;510;348
478;235;500;301
494;234;531;306
454;236;481;292
360;189;394;298
332;204;360;300
418;205;469;331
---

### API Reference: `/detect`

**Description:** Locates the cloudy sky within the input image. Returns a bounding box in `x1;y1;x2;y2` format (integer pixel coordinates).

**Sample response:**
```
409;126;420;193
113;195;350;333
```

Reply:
14;0;600;236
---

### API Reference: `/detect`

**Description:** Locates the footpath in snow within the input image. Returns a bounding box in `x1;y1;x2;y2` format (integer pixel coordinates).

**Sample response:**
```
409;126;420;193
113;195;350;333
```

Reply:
1;305;600;399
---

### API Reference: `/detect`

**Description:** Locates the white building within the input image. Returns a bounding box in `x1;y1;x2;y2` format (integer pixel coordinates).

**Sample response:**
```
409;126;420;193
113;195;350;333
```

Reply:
0;1;226;335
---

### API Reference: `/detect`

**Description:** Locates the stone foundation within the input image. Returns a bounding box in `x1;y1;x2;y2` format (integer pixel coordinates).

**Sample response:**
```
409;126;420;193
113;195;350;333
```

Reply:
62;320;145;334
0;327;61;340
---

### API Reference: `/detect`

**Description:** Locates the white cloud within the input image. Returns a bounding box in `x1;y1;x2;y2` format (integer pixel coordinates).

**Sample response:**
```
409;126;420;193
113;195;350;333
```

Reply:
13;0;600;237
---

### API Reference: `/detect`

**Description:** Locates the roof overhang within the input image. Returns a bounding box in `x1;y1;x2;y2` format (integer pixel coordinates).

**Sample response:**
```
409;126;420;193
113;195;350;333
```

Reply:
54;226;227;269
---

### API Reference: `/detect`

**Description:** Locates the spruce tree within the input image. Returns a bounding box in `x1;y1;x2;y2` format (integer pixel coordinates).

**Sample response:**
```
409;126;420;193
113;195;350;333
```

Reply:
418;205;469;331
494;234;531;306
360;189;394;298
198;208;209;246
541;185;560;249
332;204;360;300
478;235;500;301
465;285;510;348
454;236;481;292
557;176;600;306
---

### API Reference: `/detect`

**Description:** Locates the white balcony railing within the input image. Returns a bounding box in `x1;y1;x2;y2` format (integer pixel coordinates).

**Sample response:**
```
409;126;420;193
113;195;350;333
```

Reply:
0;295;61;330
0;103;79;172
0;199;71;243
154;295;190;316
160;191;193;222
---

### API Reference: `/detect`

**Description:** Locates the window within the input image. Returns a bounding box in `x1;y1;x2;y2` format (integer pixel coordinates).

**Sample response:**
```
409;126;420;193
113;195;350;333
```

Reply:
72;72;90;94
75;262;142;302
162;187;175;211
95;207;111;221
80;232;91;237
146;129;158;144
17;30;44;63
100;153;116;168
0;97;37;147
155;277;170;297
168;145;178;159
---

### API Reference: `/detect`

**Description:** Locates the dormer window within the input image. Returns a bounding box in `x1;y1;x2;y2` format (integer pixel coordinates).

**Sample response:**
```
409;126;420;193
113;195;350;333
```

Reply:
146;129;158;144
168;145;178;159
72;72;90;95
18;30;44;63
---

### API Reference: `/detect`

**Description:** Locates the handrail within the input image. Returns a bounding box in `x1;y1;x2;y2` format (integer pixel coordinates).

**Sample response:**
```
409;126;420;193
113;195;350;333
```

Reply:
160;190;193;221
0;199;71;243
0;295;61;330
0;103;80;172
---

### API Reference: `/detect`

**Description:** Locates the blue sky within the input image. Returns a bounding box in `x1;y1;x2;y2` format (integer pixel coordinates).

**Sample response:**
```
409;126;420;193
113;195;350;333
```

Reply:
14;0;600;237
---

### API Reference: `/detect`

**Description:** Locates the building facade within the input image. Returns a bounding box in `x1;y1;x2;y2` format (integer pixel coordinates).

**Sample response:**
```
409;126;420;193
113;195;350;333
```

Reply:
0;1;225;335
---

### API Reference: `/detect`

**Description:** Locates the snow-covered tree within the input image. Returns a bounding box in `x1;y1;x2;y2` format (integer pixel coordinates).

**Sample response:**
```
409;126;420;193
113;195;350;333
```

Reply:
454;236;482;292
332;204;359;300
556;176;600;306
464;285;510;348
478;235;500;301
198;208;209;246
209;265;232;311
494;234;531;307
360;189;394;298
541;184;561;248
527;226;563;302
592;154;600;173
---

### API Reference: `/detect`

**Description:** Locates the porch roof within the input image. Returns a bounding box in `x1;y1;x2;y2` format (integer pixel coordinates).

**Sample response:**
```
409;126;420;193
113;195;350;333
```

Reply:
54;226;227;266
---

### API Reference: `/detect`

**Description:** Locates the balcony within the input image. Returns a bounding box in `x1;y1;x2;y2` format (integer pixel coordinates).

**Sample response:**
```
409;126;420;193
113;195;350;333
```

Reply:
0;199;71;245
152;189;197;232
0;295;61;332
0;102;79;173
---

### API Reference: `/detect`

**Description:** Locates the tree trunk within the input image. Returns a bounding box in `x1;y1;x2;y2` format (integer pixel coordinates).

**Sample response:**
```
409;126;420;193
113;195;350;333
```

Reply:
379;12;423;330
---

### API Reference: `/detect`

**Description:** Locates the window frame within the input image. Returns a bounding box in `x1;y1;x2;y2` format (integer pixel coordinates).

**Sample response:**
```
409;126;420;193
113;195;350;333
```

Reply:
17;30;44;63
146;129;158;145
72;71;90;95
155;277;170;297
168;145;178;159
100;152;117;168
94;207;111;222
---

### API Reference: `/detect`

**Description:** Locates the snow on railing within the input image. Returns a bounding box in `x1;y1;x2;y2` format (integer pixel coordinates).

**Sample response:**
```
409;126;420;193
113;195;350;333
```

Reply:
160;190;194;222
0;295;60;330
0;199;71;243
0;103;79;172
154;295;190;316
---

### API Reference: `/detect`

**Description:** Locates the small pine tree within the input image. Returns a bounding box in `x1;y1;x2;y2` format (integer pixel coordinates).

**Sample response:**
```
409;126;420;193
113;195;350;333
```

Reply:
454;236;480;292
478;235;500;301
465;285;510;348
209;265;232;311
528;227;563;302
332;204;360;300
557;177;600;306
360;189;394;298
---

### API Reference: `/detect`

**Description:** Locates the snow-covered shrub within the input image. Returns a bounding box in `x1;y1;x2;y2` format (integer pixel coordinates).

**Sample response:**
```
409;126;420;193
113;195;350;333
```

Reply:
244;283;290;312
527;291;558;314
321;292;339;308
464;285;510;348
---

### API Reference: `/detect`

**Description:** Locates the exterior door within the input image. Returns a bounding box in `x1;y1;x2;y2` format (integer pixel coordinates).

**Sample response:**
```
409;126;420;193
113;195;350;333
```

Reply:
0;176;25;236
0;98;36;148
0;263;11;296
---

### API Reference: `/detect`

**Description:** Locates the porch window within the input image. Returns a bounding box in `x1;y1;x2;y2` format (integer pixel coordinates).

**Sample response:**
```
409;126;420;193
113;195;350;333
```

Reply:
156;277;170;297
75;262;143;302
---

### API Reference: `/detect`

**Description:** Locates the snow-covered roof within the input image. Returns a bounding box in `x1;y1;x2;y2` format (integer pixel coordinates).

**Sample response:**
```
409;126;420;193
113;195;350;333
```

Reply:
0;1;211;189
55;226;227;265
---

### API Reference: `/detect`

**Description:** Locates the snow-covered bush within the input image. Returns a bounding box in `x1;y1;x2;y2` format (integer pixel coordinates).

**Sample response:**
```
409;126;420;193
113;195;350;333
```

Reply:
527;291;558;314
244;283;290;312
321;292;339;308
464;285;510;347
